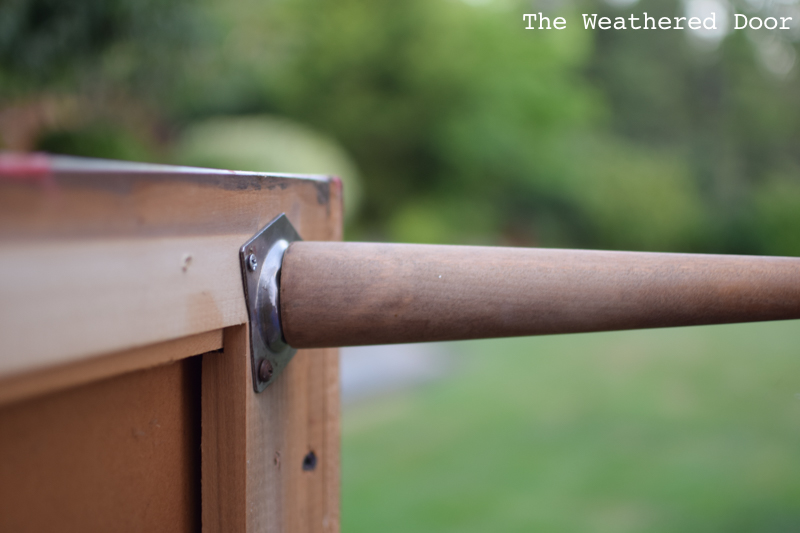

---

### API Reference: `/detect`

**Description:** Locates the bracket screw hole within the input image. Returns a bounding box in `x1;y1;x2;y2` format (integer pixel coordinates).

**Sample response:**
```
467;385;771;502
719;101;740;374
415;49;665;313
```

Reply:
258;359;274;382
302;451;317;471
247;253;258;272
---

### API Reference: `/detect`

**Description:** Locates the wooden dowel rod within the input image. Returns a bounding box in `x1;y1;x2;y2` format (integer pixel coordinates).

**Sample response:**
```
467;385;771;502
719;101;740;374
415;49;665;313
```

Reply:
279;242;800;348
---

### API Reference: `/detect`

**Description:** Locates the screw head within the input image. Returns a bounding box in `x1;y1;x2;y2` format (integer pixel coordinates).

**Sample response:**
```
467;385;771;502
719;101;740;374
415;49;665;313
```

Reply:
247;253;258;272
259;359;274;382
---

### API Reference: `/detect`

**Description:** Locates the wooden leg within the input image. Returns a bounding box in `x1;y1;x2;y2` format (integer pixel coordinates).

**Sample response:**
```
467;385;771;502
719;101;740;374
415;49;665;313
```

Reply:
202;324;340;533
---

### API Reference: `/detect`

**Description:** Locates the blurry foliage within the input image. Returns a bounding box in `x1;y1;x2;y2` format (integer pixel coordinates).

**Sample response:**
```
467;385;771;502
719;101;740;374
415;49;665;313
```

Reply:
36;122;156;162
2;0;800;255
558;137;708;251
0;0;198;95
754;172;800;256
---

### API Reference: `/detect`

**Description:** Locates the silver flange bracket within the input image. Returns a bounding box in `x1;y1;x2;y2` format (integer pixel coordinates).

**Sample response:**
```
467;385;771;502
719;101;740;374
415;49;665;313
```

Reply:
240;214;302;392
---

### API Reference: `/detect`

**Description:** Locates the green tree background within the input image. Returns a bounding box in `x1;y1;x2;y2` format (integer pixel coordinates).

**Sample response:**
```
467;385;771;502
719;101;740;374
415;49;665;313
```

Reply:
3;0;799;255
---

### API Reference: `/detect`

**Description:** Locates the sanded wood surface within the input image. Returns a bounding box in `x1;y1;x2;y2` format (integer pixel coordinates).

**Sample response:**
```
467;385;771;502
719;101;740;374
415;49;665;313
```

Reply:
281;242;800;348
0;357;203;533
0;235;243;378
0;155;336;380
203;183;342;533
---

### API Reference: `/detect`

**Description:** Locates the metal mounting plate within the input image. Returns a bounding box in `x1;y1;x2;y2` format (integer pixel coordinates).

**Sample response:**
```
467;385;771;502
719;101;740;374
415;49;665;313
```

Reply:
239;214;302;392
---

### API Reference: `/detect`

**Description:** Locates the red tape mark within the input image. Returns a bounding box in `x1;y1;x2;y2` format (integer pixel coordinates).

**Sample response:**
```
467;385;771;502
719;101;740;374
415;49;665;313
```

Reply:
0;153;52;183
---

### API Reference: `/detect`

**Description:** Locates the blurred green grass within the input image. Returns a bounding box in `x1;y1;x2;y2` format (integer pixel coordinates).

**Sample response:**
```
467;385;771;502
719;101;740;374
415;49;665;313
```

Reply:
343;320;800;532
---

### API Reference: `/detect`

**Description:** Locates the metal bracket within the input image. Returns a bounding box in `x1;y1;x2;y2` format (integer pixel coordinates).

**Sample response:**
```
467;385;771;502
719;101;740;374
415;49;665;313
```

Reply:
239;214;302;393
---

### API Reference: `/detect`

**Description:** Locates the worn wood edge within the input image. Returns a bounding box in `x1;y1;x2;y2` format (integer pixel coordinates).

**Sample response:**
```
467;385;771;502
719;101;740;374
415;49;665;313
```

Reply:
0;159;338;241
0;152;332;182
0;328;223;406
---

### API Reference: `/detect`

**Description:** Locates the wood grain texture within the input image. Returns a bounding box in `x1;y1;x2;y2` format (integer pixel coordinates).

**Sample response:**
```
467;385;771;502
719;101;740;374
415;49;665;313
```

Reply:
0;155;337;378
203;326;340;533
203;175;343;533
0;329;222;407
281;242;800;348
0;357;203;533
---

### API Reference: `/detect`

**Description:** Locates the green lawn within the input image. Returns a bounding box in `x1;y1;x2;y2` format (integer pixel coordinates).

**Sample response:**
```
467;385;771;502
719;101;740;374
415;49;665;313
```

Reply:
342;321;800;532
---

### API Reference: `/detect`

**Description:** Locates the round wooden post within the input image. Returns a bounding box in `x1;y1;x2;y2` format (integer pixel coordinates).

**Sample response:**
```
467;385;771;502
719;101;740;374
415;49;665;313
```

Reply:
280;242;800;348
